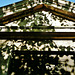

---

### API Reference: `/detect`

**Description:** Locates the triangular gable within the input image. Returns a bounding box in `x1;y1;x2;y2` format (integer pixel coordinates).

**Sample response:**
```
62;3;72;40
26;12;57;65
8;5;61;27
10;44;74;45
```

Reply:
0;4;75;25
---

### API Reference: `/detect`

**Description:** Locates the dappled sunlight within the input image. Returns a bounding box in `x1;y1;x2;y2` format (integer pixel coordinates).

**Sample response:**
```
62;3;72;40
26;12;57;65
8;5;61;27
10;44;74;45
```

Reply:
0;0;75;75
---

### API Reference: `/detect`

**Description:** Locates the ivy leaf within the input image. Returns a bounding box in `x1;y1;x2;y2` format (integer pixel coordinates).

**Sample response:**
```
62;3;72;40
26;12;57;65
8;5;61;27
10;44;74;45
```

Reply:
67;46;70;51
21;45;27;50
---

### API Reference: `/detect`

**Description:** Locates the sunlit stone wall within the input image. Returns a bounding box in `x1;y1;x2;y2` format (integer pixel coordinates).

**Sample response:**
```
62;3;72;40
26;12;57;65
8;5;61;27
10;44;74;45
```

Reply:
0;0;75;75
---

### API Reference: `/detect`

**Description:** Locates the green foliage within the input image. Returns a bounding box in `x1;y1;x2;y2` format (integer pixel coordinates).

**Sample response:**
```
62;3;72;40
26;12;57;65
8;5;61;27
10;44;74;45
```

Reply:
0;0;75;74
